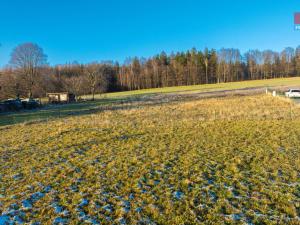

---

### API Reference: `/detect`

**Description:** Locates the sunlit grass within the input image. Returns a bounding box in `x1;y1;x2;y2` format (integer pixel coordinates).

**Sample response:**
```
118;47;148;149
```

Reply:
1;77;300;126
87;77;300;99
0;94;300;224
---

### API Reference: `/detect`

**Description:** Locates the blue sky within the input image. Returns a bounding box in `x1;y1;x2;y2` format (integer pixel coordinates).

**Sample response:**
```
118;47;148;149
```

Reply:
0;0;299;67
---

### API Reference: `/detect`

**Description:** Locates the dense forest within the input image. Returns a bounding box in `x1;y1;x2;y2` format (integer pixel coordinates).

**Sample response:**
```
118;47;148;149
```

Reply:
1;43;300;100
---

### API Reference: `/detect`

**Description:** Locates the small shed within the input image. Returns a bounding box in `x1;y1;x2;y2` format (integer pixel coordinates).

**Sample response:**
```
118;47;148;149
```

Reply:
47;92;76;104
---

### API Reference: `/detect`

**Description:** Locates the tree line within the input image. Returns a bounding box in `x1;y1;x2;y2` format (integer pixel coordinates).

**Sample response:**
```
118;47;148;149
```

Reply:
1;43;300;100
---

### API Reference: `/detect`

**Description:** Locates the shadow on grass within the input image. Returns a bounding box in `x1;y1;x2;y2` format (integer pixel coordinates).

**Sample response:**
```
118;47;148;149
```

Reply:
0;87;267;127
0;96;140;126
0;94;166;126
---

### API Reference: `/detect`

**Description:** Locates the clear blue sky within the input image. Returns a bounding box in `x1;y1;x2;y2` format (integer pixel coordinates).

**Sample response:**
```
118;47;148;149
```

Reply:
0;0;299;67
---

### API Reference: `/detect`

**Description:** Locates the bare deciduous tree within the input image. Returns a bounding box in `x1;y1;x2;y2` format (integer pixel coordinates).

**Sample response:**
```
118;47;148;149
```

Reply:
63;76;88;100
0;68;25;100
85;63;108;100
9;43;47;98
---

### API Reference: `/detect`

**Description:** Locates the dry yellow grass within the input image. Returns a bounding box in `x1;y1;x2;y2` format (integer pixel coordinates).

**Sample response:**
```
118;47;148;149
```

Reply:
0;95;300;224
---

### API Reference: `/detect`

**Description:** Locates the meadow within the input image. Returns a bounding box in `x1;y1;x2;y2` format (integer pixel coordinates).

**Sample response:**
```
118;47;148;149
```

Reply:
1;77;300;127
0;92;300;224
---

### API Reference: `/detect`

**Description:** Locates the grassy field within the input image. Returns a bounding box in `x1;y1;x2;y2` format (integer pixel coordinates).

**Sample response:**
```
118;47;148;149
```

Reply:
1;77;300;126
1;94;300;224
88;77;300;99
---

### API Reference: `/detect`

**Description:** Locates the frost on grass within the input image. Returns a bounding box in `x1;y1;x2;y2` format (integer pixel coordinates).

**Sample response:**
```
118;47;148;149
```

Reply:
0;95;300;224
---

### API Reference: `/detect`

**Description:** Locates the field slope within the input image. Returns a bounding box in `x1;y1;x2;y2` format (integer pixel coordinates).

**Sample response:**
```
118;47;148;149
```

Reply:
1;77;300;126
0;94;300;224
